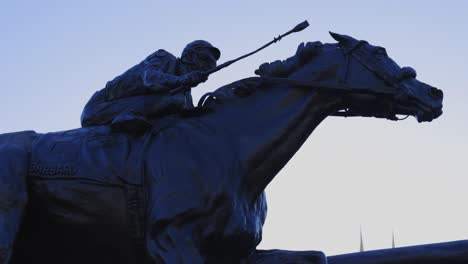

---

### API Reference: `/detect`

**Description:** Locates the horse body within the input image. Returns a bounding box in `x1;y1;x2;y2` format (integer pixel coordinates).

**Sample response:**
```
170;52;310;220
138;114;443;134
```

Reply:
7;115;269;263
8;74;335;263
1;33;443;264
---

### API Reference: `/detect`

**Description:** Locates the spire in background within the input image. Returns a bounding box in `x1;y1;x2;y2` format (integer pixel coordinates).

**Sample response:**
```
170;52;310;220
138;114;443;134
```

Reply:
360;226;365;252
392;229;396;248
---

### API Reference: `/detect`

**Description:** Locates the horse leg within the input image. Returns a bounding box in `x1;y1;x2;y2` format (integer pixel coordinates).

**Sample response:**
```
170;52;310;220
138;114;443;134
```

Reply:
245;249;327;264
0;145;28;264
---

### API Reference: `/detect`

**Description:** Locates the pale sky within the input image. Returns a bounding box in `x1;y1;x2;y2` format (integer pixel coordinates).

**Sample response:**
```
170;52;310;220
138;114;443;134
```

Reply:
1;0;467;256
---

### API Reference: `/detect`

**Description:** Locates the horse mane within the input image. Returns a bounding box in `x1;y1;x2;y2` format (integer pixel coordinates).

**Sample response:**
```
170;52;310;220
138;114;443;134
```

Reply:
194;77;261;110
195;41;329;110
254;41;324;77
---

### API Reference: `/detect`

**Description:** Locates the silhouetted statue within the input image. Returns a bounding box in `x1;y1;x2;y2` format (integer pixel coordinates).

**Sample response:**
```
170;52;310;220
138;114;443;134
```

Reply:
0;33;446;264
80;40;220;132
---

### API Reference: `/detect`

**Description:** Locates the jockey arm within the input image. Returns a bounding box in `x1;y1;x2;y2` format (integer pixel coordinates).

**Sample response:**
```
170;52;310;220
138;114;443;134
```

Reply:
105;67;183;101
141;67;183;93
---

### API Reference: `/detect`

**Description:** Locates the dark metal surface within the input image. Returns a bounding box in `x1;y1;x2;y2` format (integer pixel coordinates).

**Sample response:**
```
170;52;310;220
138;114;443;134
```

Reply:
0;33;443;263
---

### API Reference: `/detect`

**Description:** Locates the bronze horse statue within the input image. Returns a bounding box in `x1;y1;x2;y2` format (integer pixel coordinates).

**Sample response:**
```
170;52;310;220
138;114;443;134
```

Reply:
0;32;443;263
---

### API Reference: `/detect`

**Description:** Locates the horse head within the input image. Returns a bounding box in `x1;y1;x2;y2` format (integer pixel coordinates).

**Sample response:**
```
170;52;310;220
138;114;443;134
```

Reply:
255;32;444;123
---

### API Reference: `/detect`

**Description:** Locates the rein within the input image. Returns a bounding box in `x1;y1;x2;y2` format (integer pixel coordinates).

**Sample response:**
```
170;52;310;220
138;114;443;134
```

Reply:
260;77;403;120
200;42;412;121
259;41;413;121
259;77;395;96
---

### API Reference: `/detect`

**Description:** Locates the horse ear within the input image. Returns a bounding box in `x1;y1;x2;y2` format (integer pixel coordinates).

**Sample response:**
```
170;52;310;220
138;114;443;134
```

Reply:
329;32;358;46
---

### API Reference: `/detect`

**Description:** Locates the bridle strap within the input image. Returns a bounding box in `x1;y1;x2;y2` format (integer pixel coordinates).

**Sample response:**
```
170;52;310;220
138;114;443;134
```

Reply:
259;76;402;119
349;43;401;89
259;77;395;96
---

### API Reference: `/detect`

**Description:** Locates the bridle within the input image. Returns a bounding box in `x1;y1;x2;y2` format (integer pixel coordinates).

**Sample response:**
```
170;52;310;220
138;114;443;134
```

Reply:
259;41;413;121
198;42;415;121
332;40;412;120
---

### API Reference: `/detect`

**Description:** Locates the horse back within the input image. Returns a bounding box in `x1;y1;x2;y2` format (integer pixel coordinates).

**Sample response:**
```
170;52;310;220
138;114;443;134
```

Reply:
29;126;144;185
0;130;37;150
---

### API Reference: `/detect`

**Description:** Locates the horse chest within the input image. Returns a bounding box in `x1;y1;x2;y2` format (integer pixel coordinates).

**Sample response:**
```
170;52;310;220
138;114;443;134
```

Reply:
200;191;267;260
148;171;267;262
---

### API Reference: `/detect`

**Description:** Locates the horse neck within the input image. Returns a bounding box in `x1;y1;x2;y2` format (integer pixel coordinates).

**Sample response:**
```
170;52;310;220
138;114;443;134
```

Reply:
197;77;344;201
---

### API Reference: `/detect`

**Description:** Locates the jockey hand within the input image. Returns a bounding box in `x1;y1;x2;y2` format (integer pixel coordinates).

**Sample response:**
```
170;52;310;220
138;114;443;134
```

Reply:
181;71;209;88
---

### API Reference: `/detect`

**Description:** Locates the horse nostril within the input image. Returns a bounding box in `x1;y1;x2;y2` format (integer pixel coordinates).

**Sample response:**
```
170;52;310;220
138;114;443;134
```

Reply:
429;87;443;99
